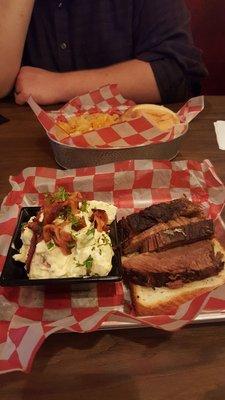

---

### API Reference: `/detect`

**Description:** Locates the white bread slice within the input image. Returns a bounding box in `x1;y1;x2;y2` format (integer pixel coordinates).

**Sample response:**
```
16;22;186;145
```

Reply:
122;104;180;131
130;239;225;316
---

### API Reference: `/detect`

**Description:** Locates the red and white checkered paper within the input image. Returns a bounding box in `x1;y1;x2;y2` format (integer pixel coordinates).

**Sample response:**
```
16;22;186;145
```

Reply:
1;159;225;374
27;84;204;149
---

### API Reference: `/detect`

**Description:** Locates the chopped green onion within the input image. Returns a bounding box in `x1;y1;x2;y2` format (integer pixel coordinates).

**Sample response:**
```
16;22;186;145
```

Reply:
45;187;69;204
47;241;55;250
69;214;79;229
86;226;95;237
54;187;69;201
83;255;93;272
80;200;88;212
97;234;110;246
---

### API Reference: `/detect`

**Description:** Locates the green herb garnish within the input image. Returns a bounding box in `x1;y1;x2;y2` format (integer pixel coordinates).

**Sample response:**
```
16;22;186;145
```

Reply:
83;255;93;272
80;200;88;212
47;241;55;250
69;214;78;224
69;214;79;229
74;261;83;268
54;187;69;201
45;187;69;204
97;234;110;246
86;226;95;238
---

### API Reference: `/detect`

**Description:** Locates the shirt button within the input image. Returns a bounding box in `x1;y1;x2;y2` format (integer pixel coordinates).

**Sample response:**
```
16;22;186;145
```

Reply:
60;42;67;50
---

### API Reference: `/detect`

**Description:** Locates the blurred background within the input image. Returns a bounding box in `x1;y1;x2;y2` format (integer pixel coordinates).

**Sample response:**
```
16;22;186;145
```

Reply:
186;0;225;95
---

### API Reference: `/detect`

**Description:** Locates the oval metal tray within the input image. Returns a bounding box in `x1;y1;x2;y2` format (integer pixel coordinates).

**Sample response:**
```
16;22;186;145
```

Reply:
50;131;187;169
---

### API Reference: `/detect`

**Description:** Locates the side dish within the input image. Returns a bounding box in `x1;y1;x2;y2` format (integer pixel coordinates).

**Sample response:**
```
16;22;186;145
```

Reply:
56;112;120;136
121;104;180;131
55;104;180;137
13;188;117;279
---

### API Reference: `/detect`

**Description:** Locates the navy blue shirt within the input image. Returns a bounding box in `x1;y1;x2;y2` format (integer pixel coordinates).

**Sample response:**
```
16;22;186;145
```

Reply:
23;0;207;103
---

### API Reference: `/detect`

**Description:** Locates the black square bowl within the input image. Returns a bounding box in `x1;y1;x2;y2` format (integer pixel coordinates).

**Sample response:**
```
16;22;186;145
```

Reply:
0;207;122;286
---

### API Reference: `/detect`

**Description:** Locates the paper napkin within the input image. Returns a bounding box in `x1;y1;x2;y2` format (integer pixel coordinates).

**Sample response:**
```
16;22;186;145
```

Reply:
214;121;225;150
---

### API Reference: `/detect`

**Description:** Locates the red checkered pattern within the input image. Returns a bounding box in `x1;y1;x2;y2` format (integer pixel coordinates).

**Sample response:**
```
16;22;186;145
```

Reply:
27;85;204;149
0;159;225;374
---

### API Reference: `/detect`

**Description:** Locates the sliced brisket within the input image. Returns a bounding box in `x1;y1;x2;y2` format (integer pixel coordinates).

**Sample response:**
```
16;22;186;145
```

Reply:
122;240;224;288
123;217;214;255
118;198;203;244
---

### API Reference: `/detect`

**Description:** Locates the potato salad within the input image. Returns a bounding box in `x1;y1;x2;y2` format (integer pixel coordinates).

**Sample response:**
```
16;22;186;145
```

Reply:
13;188;117;279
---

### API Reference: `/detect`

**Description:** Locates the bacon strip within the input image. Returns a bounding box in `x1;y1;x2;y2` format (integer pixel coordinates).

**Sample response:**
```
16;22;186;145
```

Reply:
43;201;68;225
71;216;86;231
26;233;37;273
26;191;86;266
69;192;83;215
28;217;42;236
43;224;75;255
43;191;83;224
91;209;108;232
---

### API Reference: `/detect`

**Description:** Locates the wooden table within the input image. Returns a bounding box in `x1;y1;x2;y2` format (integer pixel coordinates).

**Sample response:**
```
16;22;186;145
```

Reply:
0;97;225;400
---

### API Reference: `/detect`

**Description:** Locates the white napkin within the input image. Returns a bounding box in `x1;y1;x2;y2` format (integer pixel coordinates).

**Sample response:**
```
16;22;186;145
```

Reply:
214;121;225;150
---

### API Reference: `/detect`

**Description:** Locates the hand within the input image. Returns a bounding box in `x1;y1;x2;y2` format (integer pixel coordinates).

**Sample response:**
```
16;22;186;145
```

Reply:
14;66;64;105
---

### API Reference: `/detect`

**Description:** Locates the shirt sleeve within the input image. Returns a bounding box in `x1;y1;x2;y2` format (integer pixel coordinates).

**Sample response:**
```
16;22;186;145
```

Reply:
133;0;207;103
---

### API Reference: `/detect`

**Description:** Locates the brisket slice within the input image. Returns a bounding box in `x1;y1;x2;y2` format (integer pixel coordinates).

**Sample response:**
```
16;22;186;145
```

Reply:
122;240;224;288
118;198;203;244
123;217;214;255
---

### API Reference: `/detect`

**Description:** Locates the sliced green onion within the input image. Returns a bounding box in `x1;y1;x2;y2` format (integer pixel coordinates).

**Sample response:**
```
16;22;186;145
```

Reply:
47;241;55;250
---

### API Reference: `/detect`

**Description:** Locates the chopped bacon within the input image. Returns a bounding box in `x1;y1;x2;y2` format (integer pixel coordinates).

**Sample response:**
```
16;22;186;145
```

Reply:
72;216;86;231
43;192;83;224
43;200;68;225
68;192;83;215
28;218;42;235
43;224;75;255
26;233;37;272
26;191;85;262
90;209;108;232
27;217;43;244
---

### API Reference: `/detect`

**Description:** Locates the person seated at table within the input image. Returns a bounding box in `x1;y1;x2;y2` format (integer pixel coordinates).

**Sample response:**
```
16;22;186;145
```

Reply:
0;0;207;105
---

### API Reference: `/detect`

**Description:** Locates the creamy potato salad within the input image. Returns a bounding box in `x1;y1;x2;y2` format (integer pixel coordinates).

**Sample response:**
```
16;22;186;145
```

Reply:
13;188;117;279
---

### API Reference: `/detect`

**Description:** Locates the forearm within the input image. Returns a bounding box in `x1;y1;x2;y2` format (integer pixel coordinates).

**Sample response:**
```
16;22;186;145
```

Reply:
0;0;35;98
14;60;161;105
60;60;161;104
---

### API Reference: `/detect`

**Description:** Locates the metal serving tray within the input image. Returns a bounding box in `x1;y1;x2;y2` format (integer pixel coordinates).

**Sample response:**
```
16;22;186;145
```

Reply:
50;133;187;169
99;311;225;330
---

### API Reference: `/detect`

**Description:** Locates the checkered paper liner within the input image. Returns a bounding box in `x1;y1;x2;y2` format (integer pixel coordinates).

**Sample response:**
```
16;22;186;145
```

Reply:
27;84;204;149
1;159;225;374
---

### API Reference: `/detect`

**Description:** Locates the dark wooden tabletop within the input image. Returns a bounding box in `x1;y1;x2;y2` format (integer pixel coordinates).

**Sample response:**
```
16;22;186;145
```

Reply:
0;97;225;400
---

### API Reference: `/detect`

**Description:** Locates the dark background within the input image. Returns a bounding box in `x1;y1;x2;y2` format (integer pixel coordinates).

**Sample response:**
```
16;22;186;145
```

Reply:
186;0;225;95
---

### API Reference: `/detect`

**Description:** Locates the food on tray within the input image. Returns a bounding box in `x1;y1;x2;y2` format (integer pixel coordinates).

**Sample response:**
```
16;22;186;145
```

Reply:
56;112;121;136
13;188;117;279
55;104;179;137
117;197;203;247
120;198;225;315
121;104;180;131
